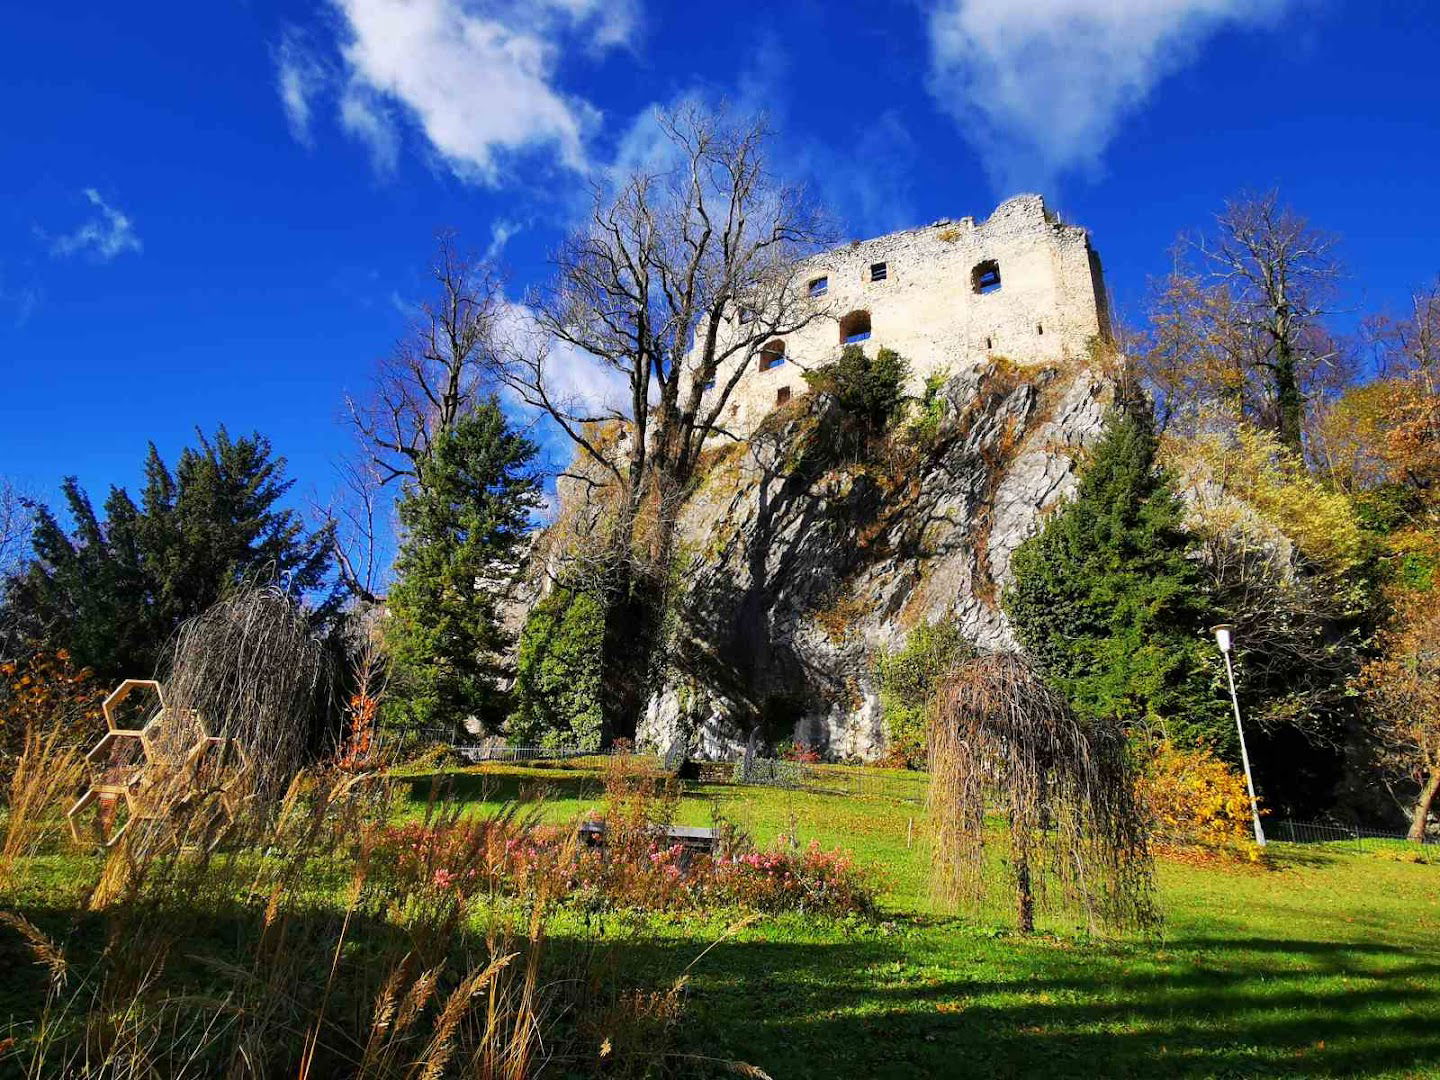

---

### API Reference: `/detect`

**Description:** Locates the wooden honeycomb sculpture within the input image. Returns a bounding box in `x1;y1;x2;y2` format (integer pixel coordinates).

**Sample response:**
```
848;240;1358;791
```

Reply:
67;678;251;852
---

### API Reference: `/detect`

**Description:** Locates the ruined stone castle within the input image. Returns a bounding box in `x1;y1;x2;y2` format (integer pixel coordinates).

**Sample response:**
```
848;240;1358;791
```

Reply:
534;194;1124;760
702;193;1112;434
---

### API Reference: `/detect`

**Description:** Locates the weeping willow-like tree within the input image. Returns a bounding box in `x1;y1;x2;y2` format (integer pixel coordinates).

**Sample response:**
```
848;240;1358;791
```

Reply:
161;585;329;798
928;653;1160;934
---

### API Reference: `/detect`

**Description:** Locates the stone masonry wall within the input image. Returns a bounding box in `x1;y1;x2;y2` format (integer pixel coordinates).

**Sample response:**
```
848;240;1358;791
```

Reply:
698;194;1111;436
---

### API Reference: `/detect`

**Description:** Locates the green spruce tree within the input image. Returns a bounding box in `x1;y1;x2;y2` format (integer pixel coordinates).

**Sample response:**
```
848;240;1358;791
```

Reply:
383;400;539;736
1003;403;1228;750
508;585;606;751
5;429;335;678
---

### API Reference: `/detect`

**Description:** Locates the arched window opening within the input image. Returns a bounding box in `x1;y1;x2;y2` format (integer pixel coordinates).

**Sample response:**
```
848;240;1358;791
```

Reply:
759;339;786;371
839;310;871;344
972;260;1001;294
1036;323;1044;335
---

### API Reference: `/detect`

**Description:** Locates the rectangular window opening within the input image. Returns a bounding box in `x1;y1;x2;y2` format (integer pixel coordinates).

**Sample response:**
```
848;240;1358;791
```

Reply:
869;262;888;282
776;386;792;406
808;276;828;297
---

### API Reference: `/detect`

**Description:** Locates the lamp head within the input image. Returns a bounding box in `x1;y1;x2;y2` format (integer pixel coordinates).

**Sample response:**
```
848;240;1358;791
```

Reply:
1211;623;1234;655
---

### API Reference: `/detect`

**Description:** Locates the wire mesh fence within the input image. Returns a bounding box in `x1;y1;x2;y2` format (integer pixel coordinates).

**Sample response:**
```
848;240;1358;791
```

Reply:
453;742;591;764
1268;819;1428;851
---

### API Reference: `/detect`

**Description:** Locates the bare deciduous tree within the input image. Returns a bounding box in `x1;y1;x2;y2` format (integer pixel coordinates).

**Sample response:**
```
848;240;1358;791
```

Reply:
503;105;832;738
507;105;831;553
334;234;507;603
316;455;390;606
929;653;1160;934
349;233;505;487
0;476;31;584
1139;191;1343;452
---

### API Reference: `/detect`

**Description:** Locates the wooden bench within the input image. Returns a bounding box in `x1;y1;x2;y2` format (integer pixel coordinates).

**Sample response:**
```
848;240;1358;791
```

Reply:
577;821;718;856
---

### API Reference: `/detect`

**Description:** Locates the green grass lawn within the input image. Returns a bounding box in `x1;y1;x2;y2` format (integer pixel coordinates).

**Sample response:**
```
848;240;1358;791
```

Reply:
400;760;1440;1078
4;760;1438;1078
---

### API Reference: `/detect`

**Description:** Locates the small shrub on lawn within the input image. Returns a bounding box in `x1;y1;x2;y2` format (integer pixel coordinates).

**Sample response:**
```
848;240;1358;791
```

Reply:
1136;738;1261;860
876;619;974;768
777;739;822;764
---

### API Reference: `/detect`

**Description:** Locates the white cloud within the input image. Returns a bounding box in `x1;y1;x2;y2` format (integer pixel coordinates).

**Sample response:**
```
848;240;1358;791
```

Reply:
926;0;1295;193
497;299;629;419
275;27;327;145
0;269;41;327
49;189;142;262
339;79;401;175
319;0;626;184
485;218;522;260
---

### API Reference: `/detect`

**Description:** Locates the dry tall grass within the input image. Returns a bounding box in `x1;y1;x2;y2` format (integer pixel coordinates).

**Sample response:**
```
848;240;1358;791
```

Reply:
0;728;750;1078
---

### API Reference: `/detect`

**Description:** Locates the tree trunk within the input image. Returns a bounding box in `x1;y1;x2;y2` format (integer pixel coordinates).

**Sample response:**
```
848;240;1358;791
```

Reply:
1408;768;1439;844
1015;854;1035;933
1273;343;1305;456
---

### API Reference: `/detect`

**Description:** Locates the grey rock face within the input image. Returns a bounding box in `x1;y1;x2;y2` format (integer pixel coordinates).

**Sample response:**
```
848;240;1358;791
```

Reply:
636;361;1116;761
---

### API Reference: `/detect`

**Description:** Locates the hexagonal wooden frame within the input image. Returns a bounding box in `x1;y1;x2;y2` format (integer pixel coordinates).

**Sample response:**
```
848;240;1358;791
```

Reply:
67;785;133;848
141;706;208;768
71;678;251;852
86;729;148;787
102;679;165;733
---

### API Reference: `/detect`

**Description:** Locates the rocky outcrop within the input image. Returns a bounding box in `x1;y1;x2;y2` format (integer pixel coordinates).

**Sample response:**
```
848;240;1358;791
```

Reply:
635;360;1118;761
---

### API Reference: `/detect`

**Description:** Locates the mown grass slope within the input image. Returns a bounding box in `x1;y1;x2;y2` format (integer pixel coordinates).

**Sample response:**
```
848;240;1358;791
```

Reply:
400;760;1440;1078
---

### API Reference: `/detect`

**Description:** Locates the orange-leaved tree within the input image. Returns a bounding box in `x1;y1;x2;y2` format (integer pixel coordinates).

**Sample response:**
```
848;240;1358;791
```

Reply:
0;649;105;793
1357;589;1440;841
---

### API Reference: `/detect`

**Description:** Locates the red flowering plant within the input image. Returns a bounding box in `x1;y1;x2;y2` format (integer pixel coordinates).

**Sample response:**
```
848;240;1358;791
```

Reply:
371;754;880;919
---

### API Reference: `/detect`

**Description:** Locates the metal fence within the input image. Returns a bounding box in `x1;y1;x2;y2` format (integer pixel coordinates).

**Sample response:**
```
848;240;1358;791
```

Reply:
1268;818;1429;851
453;743;591;764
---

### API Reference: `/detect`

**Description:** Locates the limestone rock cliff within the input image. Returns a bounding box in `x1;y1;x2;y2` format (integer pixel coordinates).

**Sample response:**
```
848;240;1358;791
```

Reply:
634;359;1119;761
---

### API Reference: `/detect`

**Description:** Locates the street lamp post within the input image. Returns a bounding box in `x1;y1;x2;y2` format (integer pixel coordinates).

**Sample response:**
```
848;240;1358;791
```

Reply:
1212;624;1266;847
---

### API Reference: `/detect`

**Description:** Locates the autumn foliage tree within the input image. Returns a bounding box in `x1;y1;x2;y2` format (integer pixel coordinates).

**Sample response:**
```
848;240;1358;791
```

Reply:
1357;589;1440;841
1139;191;1344;452
0;650;104;791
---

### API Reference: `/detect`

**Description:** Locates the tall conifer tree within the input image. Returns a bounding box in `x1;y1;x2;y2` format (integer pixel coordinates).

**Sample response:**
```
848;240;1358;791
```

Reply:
1003;404;1227;750
383;400;539;736
4;429;334;677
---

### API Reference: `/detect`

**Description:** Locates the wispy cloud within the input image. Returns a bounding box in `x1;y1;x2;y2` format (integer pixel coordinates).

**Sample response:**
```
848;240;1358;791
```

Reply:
48;189;142;262
275;26;328;146
485;218;523;260
338;79;400;175
925;0;1296;194
275;0;636;184
0;269;41;328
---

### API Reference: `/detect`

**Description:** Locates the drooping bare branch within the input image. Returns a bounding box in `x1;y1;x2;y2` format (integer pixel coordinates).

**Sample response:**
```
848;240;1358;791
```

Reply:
929;653;1160;934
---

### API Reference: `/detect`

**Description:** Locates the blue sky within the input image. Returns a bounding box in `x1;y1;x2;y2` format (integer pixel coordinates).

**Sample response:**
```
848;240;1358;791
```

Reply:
2;0;1438;521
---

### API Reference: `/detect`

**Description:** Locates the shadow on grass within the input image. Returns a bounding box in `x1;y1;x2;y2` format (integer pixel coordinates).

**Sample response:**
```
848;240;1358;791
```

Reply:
402;769;605;807
5;883;1440;1080
593;930;1440;1079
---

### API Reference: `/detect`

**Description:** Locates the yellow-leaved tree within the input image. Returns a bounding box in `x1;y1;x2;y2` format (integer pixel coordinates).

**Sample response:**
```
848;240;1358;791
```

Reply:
1357;589;1440;842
